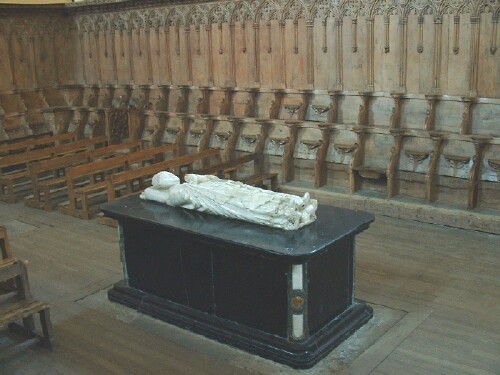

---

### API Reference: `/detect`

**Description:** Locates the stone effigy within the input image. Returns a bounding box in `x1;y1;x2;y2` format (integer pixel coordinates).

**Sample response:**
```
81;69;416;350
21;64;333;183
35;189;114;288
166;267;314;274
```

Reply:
140;172;318;230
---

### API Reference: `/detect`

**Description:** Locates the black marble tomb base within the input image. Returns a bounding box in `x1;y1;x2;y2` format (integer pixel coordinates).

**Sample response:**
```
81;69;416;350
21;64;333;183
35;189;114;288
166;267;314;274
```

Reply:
101;194;375;369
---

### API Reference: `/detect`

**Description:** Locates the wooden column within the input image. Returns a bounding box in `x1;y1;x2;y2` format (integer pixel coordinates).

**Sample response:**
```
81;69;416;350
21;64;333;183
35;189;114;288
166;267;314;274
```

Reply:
49;31;59;86
490;14;498;54
94;30;103;84
468;136;490;209
366;17;374;91
387;130;403;198
80;32;87;84
127;29;135;84
206;24;214;86
253;22;260;85
460;97;473;135
145;26;153;84
350;127;367;193
164;26;172;84
390;93;404;129
185;26;192;84
469;16;480;96
398;17;408;92
432;16;443;93
225;117;242;160
335;19;343;89
4;31;16;88
110;29;118;83
306;20;314;88
279;20;286;88
28;34;39;88
426;132;444;203
282;121;299;183
229;21;236;86
315;124;331;188
424;95;438;131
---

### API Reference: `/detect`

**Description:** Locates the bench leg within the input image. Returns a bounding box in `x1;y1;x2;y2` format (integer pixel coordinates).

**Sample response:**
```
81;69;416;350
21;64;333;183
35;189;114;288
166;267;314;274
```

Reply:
39;308;55;350
43;186;53;211
80;195;91;220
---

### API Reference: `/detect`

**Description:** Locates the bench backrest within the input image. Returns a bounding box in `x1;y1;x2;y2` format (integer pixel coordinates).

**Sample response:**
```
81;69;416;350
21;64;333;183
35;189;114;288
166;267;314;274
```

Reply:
53;136;107;156
106;148;221;200
108;148;220;187
90;141;142;160
0;132;75;155
0;131;53;146
29;151;92;180
66;143;178;187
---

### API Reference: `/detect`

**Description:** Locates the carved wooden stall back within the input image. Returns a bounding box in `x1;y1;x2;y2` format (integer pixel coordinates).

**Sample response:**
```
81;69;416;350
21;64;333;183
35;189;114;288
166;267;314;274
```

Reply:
0;0;499;231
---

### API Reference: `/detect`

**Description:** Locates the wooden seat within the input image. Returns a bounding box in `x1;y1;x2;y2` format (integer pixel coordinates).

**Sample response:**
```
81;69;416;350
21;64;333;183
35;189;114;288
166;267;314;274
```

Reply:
0;259;54;358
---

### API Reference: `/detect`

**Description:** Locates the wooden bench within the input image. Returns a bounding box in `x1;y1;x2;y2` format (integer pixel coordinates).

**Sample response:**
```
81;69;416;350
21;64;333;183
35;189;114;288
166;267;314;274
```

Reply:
61;144;177;219
0;259;54;359
105;148;222;201
0;132;75;157
0;136;107;203
0;131;53;146
26;141;141;211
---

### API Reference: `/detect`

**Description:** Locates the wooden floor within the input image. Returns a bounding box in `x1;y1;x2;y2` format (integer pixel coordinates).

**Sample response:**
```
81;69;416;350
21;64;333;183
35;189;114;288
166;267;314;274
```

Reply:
0;201;498;374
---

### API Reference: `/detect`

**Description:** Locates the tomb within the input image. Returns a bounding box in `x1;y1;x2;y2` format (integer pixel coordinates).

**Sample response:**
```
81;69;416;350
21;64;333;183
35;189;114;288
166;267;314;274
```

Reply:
101;192;374;368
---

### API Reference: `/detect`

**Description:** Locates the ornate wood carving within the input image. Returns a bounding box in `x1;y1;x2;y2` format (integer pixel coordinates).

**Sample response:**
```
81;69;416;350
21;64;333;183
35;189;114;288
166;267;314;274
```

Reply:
387;130;403;198
366;17;374;91
253;22;260;84
357;94;370;126
390;93;403;130
424;95;438;131
468;136;490;209
432;16;443;93
460;97;473;135
469;16;480;96
417;15;424;53
282;121;298;183
426;132;444;203
453;15;460;55
491;14;498;54
315;124;331;188
335;18;343;89
350;127;367;193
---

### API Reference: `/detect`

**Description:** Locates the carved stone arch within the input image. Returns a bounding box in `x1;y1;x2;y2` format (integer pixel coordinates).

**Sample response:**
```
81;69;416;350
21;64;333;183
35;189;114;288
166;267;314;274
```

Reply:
113;13;128;32
312;0;334;20
76;15;91;33
129;10;145;30
148;9;165;29
95;14;108;33
341;0;368;17
186;5;207;26
468;0;491;17
210;3;231;24
231;1;254;22
255;0;280;22
168;7;186;27
282;0;309;21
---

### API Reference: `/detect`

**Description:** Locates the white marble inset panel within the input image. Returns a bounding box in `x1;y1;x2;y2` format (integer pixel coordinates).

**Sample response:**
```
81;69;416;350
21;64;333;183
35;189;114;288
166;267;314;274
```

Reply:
292;264;303;290
292;314;304;339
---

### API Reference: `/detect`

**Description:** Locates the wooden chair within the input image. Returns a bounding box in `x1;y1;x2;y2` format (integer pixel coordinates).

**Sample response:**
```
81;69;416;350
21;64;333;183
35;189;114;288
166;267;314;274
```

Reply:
0;259;54;358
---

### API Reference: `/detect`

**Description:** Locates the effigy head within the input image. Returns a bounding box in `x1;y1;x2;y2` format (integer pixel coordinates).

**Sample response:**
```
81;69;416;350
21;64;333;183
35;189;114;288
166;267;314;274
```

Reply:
152;171;180;189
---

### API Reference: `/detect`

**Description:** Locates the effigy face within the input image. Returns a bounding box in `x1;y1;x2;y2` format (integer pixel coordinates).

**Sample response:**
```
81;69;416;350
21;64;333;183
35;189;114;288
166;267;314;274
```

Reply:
141;172;318;230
